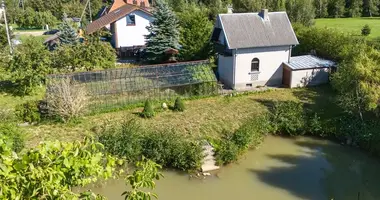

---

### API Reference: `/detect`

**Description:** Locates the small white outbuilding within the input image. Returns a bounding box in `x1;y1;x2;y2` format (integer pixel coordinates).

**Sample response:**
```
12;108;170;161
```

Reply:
282;55;335;88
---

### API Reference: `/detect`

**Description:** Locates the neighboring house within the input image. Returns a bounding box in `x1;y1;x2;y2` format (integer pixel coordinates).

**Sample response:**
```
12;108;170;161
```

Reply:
87;0;152;58
212;9;334;90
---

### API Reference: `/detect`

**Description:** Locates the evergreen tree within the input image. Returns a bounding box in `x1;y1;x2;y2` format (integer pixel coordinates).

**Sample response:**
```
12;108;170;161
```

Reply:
348;0;363;17
327;0;346;17
314;0;329;18
363;0;380;16
145;0;180;63
58;13;78;45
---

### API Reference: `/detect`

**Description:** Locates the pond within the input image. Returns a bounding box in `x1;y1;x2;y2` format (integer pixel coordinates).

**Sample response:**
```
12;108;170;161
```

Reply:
85;136;380;200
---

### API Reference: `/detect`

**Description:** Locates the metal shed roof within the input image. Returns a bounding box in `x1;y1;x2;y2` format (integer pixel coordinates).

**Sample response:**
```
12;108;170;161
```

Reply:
218;12;299;49
285;55;335;70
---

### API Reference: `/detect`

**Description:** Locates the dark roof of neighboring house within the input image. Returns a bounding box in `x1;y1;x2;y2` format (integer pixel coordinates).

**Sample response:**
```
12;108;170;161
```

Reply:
44;33;60;44
218;12;299;49
86;4;152;34
284;55;335;70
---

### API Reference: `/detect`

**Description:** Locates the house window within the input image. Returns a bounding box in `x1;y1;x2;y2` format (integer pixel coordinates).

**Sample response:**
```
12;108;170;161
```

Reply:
127;14;136;26
251;58;259;72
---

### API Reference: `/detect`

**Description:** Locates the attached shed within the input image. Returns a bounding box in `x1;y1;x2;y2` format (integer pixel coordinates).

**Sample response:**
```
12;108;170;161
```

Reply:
283;55;335;88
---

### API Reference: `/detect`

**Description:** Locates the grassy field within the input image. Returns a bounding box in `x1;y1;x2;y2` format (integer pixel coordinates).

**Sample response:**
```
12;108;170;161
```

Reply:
315;17;380;38
0;86;339;148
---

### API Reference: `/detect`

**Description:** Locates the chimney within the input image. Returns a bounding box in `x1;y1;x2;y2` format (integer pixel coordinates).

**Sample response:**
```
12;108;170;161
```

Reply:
227;4;233;14
140;0;145;7
132;0;137;5
259;9;269;21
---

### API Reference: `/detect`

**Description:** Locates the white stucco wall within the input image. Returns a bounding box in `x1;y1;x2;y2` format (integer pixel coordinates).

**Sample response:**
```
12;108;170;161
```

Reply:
234;46;290;89
218;55;234;88
115;10;152;47
290;68;330;88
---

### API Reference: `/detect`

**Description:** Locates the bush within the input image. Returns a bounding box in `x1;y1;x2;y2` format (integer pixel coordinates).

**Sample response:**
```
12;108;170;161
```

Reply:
215;139;240;165
362;24;371;36
215;115;269;165
96;120;203;171
46;78;88;122
15;100;41;123
140;100;155;118
173;97;185;112
0;123;24;152
96;120;143;161
8;38;52;95
270;101;306;136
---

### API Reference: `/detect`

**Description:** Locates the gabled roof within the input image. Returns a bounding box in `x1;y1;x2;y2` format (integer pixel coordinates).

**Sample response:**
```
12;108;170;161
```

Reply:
86;4;152;34
284;55;335;70
218;12;299;49
109;0;150;12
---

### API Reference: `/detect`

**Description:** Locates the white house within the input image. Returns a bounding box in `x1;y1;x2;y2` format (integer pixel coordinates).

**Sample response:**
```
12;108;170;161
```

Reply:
212;9;335;90
212;9;299;90
86;1;152;57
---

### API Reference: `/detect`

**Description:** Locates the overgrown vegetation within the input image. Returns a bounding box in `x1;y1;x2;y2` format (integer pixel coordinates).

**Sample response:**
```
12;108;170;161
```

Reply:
15;100;41;123
215;115;270;165
0;137;123;199
96;120;203;171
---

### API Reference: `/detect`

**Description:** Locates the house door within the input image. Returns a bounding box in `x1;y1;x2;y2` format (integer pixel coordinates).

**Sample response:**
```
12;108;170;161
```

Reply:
283;66;291;88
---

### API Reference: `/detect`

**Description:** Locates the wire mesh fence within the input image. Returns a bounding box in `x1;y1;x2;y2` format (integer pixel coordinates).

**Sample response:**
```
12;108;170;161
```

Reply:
47;60;219;113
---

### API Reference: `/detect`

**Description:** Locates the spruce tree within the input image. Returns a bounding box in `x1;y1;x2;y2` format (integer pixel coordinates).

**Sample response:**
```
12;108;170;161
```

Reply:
58;13;78;45
145;0;179;63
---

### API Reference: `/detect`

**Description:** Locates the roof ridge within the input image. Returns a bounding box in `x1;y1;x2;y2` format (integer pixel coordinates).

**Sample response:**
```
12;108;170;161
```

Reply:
219;11;287;16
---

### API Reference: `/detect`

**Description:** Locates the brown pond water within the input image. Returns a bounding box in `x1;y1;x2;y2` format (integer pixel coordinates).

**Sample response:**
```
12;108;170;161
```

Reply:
85;136;380;200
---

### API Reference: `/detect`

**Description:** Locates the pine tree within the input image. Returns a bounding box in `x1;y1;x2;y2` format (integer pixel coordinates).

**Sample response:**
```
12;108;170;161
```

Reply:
58;13;78;45
145;0;180;63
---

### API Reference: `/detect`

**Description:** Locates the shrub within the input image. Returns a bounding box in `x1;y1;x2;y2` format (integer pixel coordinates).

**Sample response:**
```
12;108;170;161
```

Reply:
270;101;306;136
96;120;143;161
215;115;269;165
141;131;202;171
361;24;371;36
96;120;203;171
8;38;52;95
0;123;24;152
140;100;155;118
215;139;240;165
46;78;88;122
15;100;41;123
173;97;185;112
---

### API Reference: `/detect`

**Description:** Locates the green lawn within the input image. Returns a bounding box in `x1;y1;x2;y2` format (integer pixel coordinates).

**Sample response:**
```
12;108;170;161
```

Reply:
0;86;339;148
315;17;380;38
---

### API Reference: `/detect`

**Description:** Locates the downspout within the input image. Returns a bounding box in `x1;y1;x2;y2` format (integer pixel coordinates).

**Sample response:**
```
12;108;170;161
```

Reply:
288;45;292;63
232;49;237;90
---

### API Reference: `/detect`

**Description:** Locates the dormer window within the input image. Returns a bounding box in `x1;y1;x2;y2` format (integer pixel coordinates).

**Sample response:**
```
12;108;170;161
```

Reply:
127;14;136;26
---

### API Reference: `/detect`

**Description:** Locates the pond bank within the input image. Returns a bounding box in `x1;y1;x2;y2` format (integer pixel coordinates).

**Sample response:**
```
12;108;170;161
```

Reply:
84;136;380;200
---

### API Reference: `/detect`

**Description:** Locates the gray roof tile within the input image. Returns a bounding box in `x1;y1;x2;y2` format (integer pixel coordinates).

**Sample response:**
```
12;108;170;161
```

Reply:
219;12;299;49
